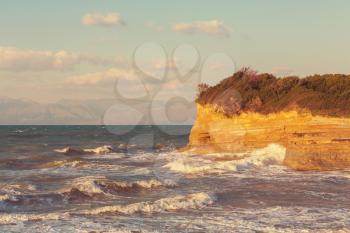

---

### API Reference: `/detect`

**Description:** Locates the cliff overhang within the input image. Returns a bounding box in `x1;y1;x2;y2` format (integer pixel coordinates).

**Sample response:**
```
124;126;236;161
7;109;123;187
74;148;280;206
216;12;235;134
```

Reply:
186;68;350;171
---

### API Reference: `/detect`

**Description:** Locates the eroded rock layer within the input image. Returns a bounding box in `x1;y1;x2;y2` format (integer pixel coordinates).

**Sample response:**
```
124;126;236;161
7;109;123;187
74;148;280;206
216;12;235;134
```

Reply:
186;104;350;170
187;69;350;170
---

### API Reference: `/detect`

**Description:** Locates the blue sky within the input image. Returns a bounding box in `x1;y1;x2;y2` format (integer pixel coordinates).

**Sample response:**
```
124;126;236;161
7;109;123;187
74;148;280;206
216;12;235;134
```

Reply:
1;0;350;103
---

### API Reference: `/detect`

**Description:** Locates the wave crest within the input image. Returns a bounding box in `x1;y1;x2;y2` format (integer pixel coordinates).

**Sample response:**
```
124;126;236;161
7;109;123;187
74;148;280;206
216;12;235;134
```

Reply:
39;159;84;168
80;192;215;215
164;144;286;174
0;212;67;225
60;176;173;197
0;183;36;203
55;145;114;156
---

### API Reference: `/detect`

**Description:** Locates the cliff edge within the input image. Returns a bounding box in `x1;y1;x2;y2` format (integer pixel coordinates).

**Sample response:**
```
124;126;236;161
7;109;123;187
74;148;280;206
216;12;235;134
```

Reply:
186;68;350;171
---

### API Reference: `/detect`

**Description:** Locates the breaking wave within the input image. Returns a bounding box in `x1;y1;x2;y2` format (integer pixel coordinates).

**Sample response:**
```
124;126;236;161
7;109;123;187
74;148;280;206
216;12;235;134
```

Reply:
164;144;286;174
39;159;84;168
0;177;175;207
80;192;215;215
0;194;18;203
55;145;114;155
38;159;125;171
0;212;68;225
0;183;36;203
60;176;175;197
0;192;215;224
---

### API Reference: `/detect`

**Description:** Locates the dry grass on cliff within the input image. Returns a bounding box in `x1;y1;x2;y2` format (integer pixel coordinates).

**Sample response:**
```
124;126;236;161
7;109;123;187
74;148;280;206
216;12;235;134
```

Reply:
196;67;350;117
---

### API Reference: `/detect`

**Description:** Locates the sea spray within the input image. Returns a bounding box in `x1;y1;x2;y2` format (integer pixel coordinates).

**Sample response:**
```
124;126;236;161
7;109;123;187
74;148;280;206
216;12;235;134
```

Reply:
164;144;286;174
80;192;215;215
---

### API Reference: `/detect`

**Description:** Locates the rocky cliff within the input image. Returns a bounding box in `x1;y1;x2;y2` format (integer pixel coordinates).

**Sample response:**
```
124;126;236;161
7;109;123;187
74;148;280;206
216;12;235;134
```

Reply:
186;68;350;171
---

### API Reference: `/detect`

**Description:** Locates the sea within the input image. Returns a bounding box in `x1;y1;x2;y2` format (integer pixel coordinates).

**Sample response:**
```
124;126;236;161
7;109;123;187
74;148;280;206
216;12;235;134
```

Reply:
0;125;349;233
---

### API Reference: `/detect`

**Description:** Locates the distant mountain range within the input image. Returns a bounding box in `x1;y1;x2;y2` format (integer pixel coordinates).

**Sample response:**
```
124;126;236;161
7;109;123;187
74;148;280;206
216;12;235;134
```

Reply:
0;96;196;125
0;97;117;125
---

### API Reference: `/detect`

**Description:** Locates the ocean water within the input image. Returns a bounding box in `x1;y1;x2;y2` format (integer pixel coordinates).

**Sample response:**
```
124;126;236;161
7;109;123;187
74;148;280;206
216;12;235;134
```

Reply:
0;126;350;233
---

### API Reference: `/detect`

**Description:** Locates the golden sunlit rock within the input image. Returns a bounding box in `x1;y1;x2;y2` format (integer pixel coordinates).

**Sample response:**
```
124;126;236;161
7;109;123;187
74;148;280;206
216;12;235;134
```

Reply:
186;104;350;171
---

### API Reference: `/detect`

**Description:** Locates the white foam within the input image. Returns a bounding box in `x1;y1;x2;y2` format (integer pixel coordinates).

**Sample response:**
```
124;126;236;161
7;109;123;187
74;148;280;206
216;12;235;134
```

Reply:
81;192;215;215
128;152;155;162
153;206;350;233
85;153;125;160
0;212;68;225
60;176;172;196
164;144;286;174
77;230;159;233
0;183;36;202
0;183;36;194
337;173;350;180
55;145;114;155
0;194;18;202
61;176;107;195
85;145;114;155
112;179;163;189
40;159;84;168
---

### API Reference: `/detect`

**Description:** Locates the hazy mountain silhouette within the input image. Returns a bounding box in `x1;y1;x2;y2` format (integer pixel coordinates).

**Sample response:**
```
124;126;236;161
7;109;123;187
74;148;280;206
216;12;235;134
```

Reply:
0;97;116;125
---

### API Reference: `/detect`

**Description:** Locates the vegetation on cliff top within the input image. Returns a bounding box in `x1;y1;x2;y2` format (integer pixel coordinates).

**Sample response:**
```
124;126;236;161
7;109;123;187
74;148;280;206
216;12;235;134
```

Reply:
196;68;350;117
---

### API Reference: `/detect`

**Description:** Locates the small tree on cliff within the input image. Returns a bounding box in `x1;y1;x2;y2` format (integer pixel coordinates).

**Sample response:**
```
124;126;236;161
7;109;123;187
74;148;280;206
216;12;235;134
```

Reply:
197;83;209;97
236;67;260;89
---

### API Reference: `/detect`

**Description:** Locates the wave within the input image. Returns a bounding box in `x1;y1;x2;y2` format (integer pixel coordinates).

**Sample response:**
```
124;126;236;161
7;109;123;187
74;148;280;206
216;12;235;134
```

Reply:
55;145;114;156
78;229;160;233
0;183;36;203
0;183;38;207
0;194;18;203
0;183;36;194
80;192;215;215
164;144;286;174
0;177;173;207
144;206;350;233
0;192;215;224
13;130;25;134
60;176;174;197
38;159;125;171
39;159;84;168
60;176;108;197
0;212;67;225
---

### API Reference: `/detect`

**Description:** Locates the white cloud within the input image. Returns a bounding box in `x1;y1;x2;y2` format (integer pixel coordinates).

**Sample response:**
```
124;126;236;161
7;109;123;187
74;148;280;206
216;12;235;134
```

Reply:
81;13;125;26
0;47;113;72
65;56;179;86
173;20;232;37
65;68;137;85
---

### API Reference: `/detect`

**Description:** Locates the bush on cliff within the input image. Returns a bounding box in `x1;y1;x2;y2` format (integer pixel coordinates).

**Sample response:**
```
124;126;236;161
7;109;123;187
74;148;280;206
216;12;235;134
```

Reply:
196;68;350;117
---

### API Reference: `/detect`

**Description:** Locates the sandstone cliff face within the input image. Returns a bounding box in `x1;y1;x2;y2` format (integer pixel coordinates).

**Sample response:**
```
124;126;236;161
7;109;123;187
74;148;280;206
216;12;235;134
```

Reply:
187;69;350;171
186;104;350;171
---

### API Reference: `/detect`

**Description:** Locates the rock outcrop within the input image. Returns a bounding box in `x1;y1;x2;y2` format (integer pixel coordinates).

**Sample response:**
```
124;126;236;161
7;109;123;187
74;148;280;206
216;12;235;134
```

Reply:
186;68;350;171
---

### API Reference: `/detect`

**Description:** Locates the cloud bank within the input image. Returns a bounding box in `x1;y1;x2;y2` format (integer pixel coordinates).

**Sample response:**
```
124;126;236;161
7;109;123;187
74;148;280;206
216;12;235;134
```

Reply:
0;47;113;72
81;13;125;26
173;20;232;37
65;68;137;85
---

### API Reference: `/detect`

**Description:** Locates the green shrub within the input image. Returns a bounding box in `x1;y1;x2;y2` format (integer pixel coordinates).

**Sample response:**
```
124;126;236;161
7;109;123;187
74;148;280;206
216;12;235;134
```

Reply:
197;68;350;117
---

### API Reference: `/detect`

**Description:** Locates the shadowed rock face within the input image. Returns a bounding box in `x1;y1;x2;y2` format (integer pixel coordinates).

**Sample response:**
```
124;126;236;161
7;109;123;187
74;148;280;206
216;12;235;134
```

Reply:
197;68;350;117
188;68;350;171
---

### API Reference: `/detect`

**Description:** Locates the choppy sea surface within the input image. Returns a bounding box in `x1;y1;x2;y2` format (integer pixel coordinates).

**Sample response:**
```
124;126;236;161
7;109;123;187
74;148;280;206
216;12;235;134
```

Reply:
0;125;350;233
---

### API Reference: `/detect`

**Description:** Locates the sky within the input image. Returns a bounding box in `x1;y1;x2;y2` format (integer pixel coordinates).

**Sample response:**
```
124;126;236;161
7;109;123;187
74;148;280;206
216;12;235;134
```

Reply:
1;0;350;115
